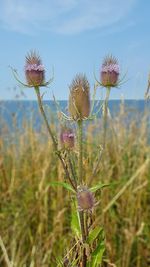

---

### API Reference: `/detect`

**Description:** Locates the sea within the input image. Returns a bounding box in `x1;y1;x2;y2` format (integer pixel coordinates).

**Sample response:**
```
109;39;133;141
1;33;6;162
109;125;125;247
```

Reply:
0;100;149;133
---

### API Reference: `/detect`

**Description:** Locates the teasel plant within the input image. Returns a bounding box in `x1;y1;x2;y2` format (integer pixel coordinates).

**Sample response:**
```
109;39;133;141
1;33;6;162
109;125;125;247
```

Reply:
55;74;107;266
94;55;124;148
68;74;92;266
12;51;115;266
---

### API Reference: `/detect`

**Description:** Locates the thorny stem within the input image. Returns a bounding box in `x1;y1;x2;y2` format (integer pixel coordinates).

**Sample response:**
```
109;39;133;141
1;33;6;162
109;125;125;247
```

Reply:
88;87;110;187
35;87;57;147
77;119;87;267
89;87;110;186
88;146;103;186
78;120;83;184
67;151;77;187
103;87;111;149
88;86;110;187
34;86;77;191
79;211;87;266
85;212;89;237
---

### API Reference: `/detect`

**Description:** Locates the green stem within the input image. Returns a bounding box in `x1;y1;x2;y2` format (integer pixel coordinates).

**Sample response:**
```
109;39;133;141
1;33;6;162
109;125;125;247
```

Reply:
77;119;87;266
79;211;87;267
35;86;57;148
67;151;77;187
103;87;111;148
34;87;77;191
78;120;83;184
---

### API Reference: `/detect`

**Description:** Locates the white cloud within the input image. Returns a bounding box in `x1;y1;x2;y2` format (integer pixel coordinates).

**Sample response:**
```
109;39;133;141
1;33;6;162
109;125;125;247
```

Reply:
0;0;136;34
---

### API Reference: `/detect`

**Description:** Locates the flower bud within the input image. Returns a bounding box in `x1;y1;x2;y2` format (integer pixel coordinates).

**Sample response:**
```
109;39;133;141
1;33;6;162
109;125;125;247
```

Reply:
60;127;75;149
69;74;90;120
25;51;45;87
77;186;95;211
100;55;119;87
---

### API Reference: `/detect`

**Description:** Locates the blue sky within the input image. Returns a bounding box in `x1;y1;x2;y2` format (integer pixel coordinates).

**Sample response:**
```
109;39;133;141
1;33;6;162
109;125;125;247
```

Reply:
0;0;150;100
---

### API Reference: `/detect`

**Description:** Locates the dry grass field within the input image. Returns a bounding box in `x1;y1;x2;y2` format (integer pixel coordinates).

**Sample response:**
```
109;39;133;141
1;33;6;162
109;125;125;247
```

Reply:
0;103;150;267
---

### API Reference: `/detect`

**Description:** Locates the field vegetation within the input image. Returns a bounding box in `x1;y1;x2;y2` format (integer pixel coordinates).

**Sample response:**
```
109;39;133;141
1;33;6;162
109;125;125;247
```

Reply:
0;102;150;267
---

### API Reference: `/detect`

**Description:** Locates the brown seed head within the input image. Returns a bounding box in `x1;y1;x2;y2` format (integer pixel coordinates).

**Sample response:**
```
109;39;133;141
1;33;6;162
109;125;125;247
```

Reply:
77;186;95;211
68;74;90;120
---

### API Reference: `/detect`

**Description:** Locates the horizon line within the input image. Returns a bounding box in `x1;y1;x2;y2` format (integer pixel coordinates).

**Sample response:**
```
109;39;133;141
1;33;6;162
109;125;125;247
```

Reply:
0;98;146;102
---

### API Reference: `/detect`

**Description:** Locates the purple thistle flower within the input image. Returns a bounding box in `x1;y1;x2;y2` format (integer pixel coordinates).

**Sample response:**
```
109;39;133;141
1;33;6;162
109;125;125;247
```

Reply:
60;127;75;149
100;55;120;87
25;51;45;87
25;64;45;72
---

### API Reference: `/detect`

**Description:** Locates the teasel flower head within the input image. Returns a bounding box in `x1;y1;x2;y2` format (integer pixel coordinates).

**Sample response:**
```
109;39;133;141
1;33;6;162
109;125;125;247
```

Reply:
60;127;75;149
25;51;45;87
100;55;120;87
77;186;95;211
69;74;90;120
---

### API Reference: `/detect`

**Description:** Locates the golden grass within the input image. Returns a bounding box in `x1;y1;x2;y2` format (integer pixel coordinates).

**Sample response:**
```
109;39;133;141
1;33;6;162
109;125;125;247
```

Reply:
0;105;150;267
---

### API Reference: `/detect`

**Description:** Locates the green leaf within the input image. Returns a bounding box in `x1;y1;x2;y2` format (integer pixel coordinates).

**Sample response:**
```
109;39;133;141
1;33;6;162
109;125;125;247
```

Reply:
87;227;103;244
88;240;105;267
90;183;110;192
49;181;75;193
91;241;105;267
71;210;81;238
87;228;105;267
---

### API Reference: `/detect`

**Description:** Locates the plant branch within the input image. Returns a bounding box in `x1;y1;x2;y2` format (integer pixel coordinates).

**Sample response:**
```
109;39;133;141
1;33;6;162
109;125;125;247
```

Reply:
67;151;77;187
78;120;83;184
77;119;87;266
88;146;103;186
34;86;77;191
103;87;111;148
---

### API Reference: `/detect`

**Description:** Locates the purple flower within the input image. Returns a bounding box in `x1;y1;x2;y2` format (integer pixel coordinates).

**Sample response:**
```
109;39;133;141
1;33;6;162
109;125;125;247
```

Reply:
25;64;45;72
60;127;75;149
25;51;45;87
100;55;120;87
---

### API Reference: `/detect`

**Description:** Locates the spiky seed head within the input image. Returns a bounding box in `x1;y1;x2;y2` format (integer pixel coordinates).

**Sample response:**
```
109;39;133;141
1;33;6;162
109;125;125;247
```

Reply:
25;51;45;87
77;186;95;211
68;74;90;120
100;55;119;87
60;127;75;149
